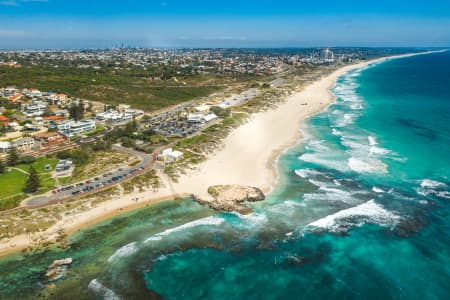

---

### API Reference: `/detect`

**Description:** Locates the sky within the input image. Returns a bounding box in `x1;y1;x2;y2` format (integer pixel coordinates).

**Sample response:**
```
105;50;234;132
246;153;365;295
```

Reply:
1;0;450;49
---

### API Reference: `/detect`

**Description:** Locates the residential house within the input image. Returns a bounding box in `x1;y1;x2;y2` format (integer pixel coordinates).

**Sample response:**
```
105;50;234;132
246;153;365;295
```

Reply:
0;141;12;153
0;115;10;126
9;93;24;102
13;137;35;152
33;131;67;145
22;101;48;117
1;87;19;98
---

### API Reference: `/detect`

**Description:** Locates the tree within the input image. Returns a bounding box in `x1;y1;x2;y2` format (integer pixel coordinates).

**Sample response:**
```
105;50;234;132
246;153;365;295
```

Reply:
24;165;40;193
69;103;84;121
7;147;19;166
0;159;5;174
125;119;138;135
0;123;6;136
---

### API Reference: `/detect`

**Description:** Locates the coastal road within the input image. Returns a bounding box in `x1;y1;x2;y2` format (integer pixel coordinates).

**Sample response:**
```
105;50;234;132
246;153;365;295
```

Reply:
25;145;153;207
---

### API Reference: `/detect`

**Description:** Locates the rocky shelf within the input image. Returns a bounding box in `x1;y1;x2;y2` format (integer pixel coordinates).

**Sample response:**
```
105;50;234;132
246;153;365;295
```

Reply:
194;185;265;214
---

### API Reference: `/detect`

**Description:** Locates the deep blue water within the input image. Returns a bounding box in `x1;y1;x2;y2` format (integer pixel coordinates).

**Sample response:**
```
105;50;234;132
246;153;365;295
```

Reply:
1;51;449;299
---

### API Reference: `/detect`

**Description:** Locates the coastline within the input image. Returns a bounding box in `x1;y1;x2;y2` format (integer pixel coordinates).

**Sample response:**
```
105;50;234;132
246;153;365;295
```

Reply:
0;50;441;258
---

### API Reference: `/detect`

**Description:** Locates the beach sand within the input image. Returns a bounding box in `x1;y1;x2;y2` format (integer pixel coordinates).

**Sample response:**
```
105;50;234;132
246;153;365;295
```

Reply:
0;51;437;257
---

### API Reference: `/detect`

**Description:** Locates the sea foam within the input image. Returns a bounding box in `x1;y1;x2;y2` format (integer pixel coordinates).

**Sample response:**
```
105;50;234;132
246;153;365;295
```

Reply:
108;242;138;262
144;216;224;243
294;168;322;178
88;279;121;300
306;200;400;232
348;157;388;174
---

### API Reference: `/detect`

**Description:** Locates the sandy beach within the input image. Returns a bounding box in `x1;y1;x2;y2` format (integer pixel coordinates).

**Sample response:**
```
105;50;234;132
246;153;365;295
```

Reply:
0;51;438;257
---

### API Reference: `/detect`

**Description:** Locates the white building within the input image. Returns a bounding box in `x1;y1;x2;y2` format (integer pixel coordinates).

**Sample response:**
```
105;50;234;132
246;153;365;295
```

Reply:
96;110;134;124
193;105;210;113
22;101;48;117
57;119;96;137
320;48;335;62
56;159;73;172
187;112;217;124
0;141;12;153
13;137;35;152
1;87;19;98
159;148;183;163
23;89;43;98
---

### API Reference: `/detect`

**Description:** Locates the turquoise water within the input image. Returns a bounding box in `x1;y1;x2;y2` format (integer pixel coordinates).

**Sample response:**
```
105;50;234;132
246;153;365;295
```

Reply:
1;51;450;299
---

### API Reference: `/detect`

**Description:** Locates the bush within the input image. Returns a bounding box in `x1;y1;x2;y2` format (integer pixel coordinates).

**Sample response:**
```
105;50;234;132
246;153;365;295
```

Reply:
210;106;230;118
91;141;111;151
56;149;90;166
121;137;136;148
20;156;36;164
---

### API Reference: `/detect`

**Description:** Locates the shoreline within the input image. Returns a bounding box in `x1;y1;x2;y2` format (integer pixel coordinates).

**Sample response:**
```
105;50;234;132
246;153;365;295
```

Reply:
0;50;442;258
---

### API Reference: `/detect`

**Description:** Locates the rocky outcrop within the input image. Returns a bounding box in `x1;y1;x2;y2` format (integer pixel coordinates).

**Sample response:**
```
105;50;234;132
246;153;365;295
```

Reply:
45;258;73;282
195;185;265;214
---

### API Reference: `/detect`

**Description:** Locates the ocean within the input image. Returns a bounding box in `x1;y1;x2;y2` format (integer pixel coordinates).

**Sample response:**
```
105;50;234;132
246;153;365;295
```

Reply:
1;51;449;299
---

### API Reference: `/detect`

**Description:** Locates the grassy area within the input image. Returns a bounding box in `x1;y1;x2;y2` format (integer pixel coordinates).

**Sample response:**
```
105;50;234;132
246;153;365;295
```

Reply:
0;157;58;210
0;66;223;111
16;157;58;174
0;194;27;211
0;169;28;199
39;173;56;193
177;134;209;148
58;176;72;186
122;170;160;194
60;150;134;186
85;125;106;136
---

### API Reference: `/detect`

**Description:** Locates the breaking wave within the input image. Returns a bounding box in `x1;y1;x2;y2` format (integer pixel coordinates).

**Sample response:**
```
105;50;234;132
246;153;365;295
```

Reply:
144;216;224;243
88;279;121;300
306;200;400;233
108;242;138;262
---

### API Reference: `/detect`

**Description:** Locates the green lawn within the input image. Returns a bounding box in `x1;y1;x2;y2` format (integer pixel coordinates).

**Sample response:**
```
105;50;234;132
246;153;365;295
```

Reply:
58;176;72;186
86;125;106;136
0;169;27;199
16;157;58;174
0;158;57;210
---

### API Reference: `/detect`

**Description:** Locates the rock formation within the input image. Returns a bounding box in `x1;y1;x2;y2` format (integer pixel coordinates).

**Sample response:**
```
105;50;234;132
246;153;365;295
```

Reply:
45;258;73;282
195;185;265;214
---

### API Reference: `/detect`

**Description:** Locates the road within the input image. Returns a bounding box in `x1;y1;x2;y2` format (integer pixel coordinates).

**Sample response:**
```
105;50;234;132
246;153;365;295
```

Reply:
25;145;153;207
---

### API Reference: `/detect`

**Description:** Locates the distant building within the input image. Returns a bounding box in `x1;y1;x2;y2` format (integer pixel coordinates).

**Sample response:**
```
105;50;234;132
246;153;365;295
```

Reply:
193;105;210;113
13;137;35;152
57;119;96;137
23;88;43;98
1;87;19;98
33;131;67;145
56;159;73;172
6;122;20;132
187;112;217;124
158;148;183;163
0;115;10;126
22;101;48;117
320;48;335;62
96;110;134;124
9;93;24;102
0;141;12;153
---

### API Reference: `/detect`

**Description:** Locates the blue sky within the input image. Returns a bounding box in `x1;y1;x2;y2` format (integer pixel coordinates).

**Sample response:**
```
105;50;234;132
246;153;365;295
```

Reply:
1;0;450;49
